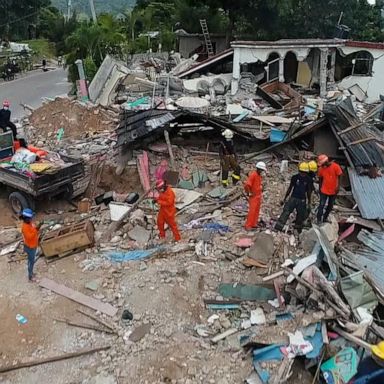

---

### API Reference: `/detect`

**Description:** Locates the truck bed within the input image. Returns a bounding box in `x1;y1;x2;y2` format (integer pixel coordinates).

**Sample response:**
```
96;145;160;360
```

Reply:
0;155;85;197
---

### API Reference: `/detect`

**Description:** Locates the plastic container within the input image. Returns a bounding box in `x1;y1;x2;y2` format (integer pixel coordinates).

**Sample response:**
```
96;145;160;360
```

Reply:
270;128;287;143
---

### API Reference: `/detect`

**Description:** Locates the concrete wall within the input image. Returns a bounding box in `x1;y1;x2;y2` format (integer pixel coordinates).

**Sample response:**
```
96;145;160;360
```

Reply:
338;46;384;103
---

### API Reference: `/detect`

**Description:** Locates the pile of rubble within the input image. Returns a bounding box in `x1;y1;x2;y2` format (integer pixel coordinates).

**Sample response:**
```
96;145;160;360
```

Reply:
26;97;118;145
2;46;384;384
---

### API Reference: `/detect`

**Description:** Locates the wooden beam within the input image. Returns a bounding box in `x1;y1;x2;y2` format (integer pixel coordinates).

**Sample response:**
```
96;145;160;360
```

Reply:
0;345;110;374
164;130;176;170
77;309;115;331
39;278;118;317
337;122;364;135
53;318;115;334
347;137;380;146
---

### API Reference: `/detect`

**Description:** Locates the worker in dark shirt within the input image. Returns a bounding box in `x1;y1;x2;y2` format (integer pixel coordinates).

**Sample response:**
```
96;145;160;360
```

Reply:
219;129;241;187
0;100;17;138
275;162;312;233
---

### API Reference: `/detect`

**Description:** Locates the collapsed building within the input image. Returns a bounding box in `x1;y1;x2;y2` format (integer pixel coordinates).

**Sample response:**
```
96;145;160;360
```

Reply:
2;36;384;384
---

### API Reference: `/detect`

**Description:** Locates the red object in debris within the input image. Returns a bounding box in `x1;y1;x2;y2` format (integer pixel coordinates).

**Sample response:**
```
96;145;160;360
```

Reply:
13;141;48;158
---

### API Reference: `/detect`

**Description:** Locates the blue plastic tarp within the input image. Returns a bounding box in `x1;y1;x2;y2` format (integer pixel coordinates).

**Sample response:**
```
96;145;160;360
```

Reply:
253;345;284;383
108;248;159;262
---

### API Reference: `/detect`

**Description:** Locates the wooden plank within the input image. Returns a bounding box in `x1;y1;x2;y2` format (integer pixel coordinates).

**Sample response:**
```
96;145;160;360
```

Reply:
262;270;284;282
251;115;294;125
54;318;115;334
0;345;110;374
337;122;364;135
77;309;115;331
39;278;118;317
211;328;238;343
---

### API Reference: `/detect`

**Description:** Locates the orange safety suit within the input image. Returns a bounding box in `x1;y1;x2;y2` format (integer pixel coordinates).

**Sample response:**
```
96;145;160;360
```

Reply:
156;186;181;241
21;222;39;249
244;171;263;230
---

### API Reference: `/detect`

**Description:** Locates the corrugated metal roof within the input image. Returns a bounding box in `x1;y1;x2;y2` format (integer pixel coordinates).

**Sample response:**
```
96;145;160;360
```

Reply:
341;230;384;292
349;168;384;220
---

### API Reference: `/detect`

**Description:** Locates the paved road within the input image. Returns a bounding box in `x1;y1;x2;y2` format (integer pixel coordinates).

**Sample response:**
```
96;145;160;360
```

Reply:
0;68;70;120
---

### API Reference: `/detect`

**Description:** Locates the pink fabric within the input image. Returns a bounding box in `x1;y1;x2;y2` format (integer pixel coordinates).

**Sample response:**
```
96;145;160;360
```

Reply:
137;151;151;193
155;160;168;181
235;238;254;248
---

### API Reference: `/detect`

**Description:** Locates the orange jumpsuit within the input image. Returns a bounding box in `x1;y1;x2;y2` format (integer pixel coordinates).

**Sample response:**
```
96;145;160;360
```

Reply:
244;171;262;229
156;186;181;241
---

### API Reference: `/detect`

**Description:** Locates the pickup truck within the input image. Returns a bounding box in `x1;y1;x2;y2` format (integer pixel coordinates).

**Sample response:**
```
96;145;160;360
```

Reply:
0;133;89;213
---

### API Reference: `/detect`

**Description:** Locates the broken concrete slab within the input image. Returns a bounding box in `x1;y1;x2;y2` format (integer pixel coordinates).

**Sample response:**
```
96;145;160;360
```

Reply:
85;280;101;292
128;225;151;244
247;232;274;263
129;323;151;342
174;188;202;209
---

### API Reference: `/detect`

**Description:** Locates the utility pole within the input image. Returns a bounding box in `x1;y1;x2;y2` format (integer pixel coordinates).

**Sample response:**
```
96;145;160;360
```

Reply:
89;0;97;23
67;0;72;21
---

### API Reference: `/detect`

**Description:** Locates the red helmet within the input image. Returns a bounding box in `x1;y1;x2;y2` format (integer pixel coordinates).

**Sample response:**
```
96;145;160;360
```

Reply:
3;100;10;108
156;179;165;189
317;154;329;166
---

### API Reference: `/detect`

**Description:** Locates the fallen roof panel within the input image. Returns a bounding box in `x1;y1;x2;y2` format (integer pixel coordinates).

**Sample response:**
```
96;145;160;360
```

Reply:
348;168;384;220
177;49;234;78
341;230;384;293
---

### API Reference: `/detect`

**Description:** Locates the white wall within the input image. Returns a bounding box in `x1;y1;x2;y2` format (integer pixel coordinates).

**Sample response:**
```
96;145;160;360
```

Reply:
338;46;384;103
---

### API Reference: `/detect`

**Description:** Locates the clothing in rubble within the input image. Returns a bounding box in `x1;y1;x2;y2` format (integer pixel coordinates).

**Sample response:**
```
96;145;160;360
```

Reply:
317;161;343;223
156;185;181;242
0;107;17;138
219;139;241;187
244;170;262;230
275;173;312;232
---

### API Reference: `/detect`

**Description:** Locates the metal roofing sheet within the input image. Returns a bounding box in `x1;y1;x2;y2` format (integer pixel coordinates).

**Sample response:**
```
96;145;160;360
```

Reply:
348;168;384;220
341;230;384;292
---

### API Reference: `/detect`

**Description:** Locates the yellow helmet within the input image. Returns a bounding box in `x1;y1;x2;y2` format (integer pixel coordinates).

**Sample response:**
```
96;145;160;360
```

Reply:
372;341;384;360
308;160;318;172
299;162;310;173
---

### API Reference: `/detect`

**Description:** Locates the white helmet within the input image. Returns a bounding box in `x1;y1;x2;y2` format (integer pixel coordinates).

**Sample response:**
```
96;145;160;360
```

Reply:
256;161;267;172
222;129;234;140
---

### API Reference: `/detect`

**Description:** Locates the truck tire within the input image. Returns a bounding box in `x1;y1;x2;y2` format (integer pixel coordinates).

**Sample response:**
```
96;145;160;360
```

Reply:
9;192;34;214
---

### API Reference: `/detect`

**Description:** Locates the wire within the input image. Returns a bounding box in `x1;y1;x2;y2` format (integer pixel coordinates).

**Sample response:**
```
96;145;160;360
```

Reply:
0;10;40;28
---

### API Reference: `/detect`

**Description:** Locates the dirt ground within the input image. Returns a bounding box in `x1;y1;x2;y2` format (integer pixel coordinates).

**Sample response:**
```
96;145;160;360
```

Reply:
0;161;318;384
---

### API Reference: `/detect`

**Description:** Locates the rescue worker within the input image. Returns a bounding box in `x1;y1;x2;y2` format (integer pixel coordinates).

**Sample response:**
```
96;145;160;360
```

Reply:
155;179;181;242
20;209;39;282
244;161;266;231
219;129;241;187
0;100;17;138
275;162;312;233
308;160;318;185
316;154;343;224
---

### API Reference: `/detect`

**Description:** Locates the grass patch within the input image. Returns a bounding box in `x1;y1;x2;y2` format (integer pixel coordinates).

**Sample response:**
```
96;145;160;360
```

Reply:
21;39;56;59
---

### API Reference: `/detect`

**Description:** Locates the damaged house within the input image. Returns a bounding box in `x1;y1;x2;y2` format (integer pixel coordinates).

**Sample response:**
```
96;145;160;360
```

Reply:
230;38;384;102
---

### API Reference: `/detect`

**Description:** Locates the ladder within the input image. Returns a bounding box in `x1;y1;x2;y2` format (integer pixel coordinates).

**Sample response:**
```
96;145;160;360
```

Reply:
200;19;214;57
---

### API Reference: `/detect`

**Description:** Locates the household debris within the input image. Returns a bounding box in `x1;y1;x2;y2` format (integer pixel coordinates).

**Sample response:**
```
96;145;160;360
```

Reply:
3;36;384;384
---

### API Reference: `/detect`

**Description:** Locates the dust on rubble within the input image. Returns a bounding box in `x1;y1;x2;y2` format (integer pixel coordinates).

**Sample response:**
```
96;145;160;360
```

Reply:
28;97;117;140
98;165;143;194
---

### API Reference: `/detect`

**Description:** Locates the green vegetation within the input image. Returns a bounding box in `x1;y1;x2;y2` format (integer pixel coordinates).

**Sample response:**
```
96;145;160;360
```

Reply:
20;39;56;60
51;0;136;15
1;0;384;85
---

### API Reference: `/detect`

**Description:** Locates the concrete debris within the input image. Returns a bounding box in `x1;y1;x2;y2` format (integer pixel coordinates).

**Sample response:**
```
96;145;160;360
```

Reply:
5;38;384;384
